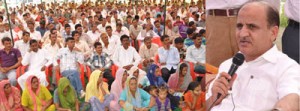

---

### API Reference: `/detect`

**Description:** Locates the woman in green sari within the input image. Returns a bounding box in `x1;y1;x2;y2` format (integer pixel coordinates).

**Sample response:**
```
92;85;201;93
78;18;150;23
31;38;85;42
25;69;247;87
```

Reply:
53;77;90;111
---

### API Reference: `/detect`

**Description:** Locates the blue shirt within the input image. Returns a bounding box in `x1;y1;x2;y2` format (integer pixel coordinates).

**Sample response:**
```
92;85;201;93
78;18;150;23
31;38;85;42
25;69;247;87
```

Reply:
119;88;151;111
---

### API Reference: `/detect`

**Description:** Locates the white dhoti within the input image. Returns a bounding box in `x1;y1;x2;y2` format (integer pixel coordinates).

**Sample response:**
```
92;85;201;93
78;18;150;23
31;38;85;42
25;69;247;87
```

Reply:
17;70;49;90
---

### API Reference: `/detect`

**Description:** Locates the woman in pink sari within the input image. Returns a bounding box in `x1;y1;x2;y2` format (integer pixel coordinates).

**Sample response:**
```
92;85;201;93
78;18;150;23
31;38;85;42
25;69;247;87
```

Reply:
109;68;129;111
21;76;55;111
0;80;23;111
168;62;193;94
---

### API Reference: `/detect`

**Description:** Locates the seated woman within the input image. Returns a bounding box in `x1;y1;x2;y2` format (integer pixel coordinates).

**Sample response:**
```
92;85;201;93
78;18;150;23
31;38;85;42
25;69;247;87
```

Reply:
85;70;113;111
168;62;193;95
109;69;129;111
119;76;151;111
183;81;205;111
140;64;166;88
54;77;90;111
21;75;55;111
128;66;146;88
167;62;193;110
0;80;23;111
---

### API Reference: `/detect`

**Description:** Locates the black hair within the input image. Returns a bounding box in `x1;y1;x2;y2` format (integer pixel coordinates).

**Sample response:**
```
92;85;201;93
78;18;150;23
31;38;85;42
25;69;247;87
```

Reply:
94;41;102;48
75;24;82;30
179;63;188;74
1;37;11;44
174;37;184;44
160;35;169;42
50;28;57;34
105;25;112;30
64;24;71;28
184;81;201;94
65;37;75;42
29;39;38;45
72;31;80;37
188;21;195;27
22;31;30;36
120;34;130;41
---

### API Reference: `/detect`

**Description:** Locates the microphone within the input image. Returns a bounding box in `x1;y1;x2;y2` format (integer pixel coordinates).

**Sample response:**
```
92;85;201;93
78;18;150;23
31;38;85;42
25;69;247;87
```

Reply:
217;53;245;98
208;53;245;111
227;53;245;81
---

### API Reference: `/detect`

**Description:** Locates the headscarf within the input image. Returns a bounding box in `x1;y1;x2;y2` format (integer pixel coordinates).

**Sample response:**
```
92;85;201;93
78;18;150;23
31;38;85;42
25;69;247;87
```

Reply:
25;75;43;111
147;64;159;85
0;80;18;110
110;68;127;111
147;64;165;87
111;68;127;101
57;77;76;110
168;62;193;91
85;70;109;102
123;76;142;110
128;66;146;84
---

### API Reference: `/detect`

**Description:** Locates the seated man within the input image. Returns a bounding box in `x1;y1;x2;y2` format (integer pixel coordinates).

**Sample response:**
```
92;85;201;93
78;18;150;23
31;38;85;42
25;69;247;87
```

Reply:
100;32;117;59
42;32;63;86
112;34;142;70
207;1;299;111
14;31;30;57
53;37;85;97
0;37;22;86
174;37;186;60
87;42;114;90
73;31;91;59
158;35;180;82
185;33;205;80
17;39;52;90
139;37;159;70
184;28;195;48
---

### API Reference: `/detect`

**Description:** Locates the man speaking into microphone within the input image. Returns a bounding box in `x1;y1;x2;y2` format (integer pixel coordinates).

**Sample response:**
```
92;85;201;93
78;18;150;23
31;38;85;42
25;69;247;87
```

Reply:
206;1;300;111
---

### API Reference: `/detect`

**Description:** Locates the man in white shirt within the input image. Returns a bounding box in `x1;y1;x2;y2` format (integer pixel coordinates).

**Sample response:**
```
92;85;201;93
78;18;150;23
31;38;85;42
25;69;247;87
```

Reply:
73;31;91;59
139;37;159;70
106;26;121;46
53;37;85;97
207;2;300;111
27;21;42;41
97;18;108;33
17;39;51;90
113;23;130;37
100;32;116;59
86;24;101;43
157;35;180;82
112;35;141;70
14;31;30;57
185;33;205;74
75;24;93;47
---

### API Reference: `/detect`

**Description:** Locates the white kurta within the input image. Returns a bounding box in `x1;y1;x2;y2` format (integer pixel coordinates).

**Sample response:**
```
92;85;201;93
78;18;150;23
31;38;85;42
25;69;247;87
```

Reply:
18;49;52;90
207;45;300;111
112;46;141;67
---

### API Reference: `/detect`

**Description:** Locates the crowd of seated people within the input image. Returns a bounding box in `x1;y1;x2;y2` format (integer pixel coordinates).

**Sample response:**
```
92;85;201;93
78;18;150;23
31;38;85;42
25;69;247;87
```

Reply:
0;0;205;110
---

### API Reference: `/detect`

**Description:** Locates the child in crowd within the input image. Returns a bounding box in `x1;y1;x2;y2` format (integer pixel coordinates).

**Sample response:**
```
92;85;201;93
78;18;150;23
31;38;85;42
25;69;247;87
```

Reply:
153;86;172;111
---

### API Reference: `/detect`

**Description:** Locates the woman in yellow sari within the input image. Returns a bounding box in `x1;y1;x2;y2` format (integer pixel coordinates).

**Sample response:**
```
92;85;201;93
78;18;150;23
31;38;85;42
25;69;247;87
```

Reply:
21;75;55;111
85;70;113;111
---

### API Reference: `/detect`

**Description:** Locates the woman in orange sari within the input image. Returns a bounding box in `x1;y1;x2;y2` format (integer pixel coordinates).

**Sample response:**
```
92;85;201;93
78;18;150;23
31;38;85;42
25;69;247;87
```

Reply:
0;80;23;111
182;81;205;111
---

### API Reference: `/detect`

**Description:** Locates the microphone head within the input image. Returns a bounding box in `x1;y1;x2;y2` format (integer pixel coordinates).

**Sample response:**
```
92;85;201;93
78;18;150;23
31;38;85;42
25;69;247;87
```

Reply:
233;53;245;66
